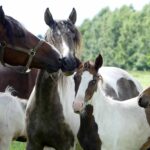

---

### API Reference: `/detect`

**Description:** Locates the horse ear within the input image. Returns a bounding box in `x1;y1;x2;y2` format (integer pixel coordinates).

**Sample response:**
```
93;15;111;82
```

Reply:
44;8;55;28
94;54;103;72
0;6;5;24
68;8;77;24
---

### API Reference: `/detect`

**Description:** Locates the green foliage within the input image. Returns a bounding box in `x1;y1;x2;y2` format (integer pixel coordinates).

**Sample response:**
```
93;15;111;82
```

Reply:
79;4;150;70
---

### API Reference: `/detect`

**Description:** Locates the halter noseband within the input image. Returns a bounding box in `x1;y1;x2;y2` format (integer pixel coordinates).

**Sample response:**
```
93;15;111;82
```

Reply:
0;40;44;73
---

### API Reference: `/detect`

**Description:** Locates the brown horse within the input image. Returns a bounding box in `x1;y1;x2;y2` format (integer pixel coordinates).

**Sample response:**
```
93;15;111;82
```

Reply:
26;8;81;150
0;6;80;99
0;6;77;73
0;6;59;72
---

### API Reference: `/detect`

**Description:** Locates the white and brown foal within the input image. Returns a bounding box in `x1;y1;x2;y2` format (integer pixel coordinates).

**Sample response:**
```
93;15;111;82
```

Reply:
73;54;150;150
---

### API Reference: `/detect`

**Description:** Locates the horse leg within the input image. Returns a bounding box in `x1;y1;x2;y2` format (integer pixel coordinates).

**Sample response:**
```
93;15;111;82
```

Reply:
26;141;44;150
0;137;11;150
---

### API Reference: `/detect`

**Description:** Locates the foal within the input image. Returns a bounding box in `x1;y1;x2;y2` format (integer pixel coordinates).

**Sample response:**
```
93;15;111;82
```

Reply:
26;8;81;150
73;54;150;150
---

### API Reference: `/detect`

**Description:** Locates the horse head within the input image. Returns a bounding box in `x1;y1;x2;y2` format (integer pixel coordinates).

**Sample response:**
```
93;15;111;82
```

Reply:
0;6;62;73
44;8;81;74
73;54;103;113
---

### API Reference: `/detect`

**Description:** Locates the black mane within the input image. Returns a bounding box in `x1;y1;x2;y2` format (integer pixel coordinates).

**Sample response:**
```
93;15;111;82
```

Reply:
4;15;27;43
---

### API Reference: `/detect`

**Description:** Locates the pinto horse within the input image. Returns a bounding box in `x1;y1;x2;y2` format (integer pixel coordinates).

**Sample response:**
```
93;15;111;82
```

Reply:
26;8;81;150
73;54;150;150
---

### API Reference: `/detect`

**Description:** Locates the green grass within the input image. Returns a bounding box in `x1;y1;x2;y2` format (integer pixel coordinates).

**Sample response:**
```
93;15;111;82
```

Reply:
10;71;150;150
10;141;25;150
129;71;150;88
10;142;82;150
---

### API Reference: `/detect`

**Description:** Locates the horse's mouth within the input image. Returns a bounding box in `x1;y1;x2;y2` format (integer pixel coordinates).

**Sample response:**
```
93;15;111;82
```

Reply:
74;110;81;114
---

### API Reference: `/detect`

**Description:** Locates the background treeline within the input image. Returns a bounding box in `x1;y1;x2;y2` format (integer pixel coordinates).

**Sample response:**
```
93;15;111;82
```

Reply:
79;4;150;70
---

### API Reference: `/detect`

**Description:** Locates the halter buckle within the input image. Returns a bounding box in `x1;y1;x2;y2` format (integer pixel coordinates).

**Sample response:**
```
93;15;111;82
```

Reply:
30;49;36;56
1;41;7;47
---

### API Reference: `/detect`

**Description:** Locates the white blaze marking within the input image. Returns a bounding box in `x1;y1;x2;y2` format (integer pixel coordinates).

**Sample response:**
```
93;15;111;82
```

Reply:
62;37;69;57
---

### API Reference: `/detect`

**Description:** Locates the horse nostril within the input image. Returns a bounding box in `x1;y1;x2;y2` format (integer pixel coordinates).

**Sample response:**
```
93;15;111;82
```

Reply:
138;97;149;108
138;98;142;106
62;57;70;66
58;58;62;67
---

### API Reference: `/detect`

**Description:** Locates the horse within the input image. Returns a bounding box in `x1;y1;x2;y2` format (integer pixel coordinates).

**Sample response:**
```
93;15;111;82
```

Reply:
0;6;77;74
26;7;81;150
73;54;150;150
0;5;81;99
0;87;27;150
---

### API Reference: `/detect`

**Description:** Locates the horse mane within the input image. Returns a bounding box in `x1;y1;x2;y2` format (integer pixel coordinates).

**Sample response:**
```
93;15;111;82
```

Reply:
4;15;27;43
59;20;82;51
4;86;17;95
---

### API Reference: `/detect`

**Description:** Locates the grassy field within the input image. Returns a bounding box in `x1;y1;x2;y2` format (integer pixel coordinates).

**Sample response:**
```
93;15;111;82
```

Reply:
10;71;150;150
129;71;150;88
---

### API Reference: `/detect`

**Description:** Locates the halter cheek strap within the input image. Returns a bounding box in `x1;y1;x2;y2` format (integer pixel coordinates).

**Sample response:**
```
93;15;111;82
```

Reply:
0;40;44;73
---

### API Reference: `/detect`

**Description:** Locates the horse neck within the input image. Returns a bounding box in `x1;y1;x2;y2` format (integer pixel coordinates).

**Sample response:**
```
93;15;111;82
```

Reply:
58;74;80;135
92;82;113;119
58;74;75;104
35;70;61;109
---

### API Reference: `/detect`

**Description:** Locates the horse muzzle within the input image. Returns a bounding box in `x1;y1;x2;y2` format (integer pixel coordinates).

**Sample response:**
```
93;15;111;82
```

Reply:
138;97;149;108
61;56;81;74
